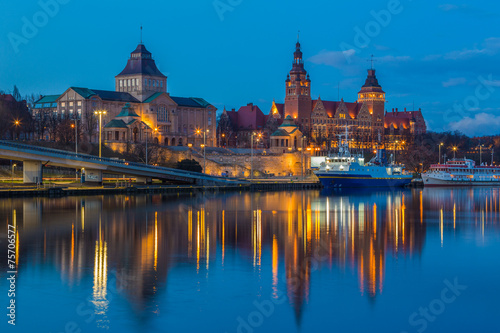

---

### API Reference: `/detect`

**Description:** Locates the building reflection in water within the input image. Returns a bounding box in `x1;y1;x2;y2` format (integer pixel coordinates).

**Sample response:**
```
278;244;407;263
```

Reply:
2;188;500;326
92;216;109;329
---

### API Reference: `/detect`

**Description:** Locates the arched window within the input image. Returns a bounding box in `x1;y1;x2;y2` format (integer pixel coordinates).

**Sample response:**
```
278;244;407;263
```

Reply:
171;138;176;146
165;138;169;146
133;127;138;142
178;138;183;146
154;137;159;144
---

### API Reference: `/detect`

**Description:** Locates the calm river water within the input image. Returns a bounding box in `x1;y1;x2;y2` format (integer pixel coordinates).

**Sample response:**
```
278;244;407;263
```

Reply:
1;188;500;333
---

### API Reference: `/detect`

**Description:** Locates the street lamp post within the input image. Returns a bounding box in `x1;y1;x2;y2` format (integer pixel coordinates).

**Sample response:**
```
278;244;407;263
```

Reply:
453;147;457;160
14;120;20;140
94;110;107;158
438;142;444;164
301;136;307;180
11;163;16;186
251;133;254;181
394;140;399;165
197;129;209;174
71;119;78;155
250;133;262;181
479;144;484;165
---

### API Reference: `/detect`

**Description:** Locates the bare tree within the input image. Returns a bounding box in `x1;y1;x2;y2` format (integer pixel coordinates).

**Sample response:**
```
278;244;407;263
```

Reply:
83;108;97;142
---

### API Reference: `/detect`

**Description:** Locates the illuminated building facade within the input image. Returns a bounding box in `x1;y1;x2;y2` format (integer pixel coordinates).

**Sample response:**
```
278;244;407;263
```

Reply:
275;40;426;150
42;43;216;147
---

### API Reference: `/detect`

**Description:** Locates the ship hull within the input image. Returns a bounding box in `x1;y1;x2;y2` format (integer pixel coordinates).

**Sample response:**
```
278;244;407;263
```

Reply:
422;175;500;187
316;173;412;188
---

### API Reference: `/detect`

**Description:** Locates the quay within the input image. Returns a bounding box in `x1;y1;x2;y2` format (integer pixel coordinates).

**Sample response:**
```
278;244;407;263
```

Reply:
0;179;322;198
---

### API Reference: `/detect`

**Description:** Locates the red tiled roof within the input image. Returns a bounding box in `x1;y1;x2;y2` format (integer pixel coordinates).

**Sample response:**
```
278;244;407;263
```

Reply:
0;94;16;103
274;103;285;118
384;110;420;129
314;99;363;118
234;104;266;130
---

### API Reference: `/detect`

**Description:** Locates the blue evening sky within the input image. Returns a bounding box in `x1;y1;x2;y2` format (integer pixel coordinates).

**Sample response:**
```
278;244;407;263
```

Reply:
1;0;500;136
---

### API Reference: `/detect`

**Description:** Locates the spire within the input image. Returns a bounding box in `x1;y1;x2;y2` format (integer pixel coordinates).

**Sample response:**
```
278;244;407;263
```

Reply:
368;54;377;70
292;36;305;73
140;25;143;44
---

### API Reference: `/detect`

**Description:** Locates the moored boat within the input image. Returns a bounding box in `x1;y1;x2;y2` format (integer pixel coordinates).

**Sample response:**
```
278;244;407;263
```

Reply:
422;159;500;186
314;130;412;189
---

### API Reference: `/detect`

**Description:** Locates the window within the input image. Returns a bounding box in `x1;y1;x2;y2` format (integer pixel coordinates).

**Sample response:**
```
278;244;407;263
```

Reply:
77;101;82;106
136;79;139;86
145;79;147;86
61;102;66;107
69;102;74;107
208;117;212;125
160;81;163;88
120;80;123;87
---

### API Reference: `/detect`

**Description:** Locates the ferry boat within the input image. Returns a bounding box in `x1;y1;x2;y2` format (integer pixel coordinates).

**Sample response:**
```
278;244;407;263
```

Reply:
314;131;413;189
422;159;500;186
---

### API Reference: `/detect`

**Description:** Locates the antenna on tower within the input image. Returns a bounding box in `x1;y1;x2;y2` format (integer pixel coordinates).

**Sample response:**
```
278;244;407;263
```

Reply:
140;25;143;44
338;82;340;101
367;54;377;70
297;30;300;42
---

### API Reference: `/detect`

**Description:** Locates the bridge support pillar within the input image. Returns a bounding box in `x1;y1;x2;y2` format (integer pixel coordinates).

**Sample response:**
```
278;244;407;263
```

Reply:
136;177;152;185
23;161;43;184
84;169;103;184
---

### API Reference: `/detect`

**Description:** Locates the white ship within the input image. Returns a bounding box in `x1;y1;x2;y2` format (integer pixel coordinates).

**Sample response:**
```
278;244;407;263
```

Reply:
422;159;500;186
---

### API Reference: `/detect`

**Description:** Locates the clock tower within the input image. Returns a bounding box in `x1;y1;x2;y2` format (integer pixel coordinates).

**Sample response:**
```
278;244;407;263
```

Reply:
284;38;312;126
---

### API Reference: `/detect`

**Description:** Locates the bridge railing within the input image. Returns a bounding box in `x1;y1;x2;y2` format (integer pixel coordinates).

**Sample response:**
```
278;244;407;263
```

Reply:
0;140;243;182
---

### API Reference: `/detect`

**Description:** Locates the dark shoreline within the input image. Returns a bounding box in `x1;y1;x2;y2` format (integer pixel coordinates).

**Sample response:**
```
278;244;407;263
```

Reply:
0;181;323;198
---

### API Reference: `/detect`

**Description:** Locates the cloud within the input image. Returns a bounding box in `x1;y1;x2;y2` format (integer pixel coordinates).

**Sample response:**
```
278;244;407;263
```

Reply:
377;55;411;63
482;79;500;87
443;37;500;60
374;44;391;51
308;49;354;68
449;113;500;136
308;50;410;70
439;4;464;12
442;77;467;87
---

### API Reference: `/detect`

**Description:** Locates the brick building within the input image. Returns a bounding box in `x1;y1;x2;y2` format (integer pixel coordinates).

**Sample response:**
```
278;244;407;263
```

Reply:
217;39;426;151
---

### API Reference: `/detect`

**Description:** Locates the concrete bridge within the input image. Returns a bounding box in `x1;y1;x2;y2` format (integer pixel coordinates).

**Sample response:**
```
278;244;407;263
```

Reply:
0;141;245;185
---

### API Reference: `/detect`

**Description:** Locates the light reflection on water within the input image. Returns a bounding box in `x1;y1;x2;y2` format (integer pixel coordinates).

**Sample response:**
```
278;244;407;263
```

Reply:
1;188;500;332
